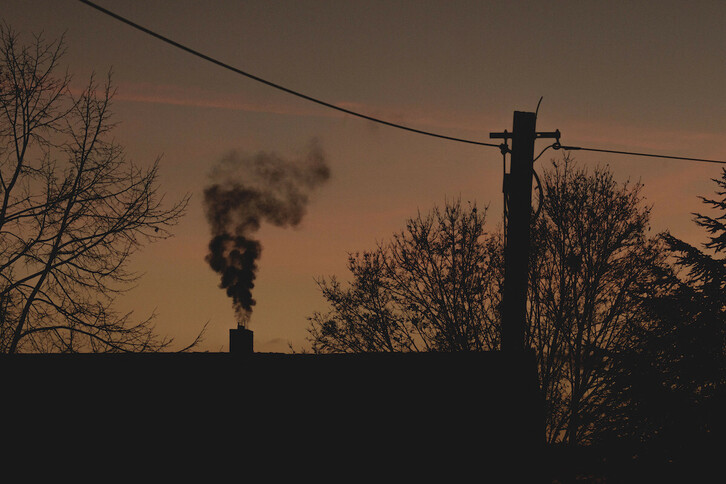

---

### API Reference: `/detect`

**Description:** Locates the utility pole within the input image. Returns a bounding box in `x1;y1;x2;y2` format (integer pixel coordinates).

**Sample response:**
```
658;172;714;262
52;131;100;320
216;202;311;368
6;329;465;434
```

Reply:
491;111;559;352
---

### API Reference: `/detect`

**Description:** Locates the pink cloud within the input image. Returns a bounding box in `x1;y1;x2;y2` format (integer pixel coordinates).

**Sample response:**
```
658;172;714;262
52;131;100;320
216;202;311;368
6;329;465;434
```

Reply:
69;80;725;161
105;81;499;138
111;81;340;119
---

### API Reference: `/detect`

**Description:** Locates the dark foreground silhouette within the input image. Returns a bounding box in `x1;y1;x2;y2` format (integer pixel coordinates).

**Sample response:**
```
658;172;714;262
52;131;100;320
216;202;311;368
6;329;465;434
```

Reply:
5;348;720;481
5;350;543;480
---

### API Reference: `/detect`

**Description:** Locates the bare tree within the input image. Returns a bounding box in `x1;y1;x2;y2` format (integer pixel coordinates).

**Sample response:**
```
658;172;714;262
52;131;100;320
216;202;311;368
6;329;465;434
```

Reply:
0;26;191;353
527;156;662;445
307;156;664;447
307;199;500;353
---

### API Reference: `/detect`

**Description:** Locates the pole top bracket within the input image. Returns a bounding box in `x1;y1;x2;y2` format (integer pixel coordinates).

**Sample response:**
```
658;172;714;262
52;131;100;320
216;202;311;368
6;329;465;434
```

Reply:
536;129;560;139
490;129;561;141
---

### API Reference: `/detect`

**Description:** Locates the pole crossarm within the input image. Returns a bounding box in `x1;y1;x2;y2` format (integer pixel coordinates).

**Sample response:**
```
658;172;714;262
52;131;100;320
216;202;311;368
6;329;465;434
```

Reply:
490;129;560;140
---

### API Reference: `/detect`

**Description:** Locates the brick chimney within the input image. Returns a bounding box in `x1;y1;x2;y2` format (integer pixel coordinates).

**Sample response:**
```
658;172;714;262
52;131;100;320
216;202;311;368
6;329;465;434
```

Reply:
229;327;253;354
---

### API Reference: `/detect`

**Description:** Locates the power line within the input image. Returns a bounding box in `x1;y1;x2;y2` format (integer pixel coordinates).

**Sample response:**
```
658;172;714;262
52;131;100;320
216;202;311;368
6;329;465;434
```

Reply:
78;1;726;166
556;145;726;165
77;0;501;149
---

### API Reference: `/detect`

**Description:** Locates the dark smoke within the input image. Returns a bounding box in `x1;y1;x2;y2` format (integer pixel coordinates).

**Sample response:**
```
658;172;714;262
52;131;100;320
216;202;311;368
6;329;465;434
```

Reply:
203;140;330;327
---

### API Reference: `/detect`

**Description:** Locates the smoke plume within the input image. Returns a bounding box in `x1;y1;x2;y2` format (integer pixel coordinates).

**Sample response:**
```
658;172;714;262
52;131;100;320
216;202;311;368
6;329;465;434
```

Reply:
203;140;330;327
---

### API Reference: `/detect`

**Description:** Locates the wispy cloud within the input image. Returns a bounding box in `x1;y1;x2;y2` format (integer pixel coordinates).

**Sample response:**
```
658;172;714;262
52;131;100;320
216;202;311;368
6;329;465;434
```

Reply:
111;81;338;118
109;81;501;138
80;81;725;158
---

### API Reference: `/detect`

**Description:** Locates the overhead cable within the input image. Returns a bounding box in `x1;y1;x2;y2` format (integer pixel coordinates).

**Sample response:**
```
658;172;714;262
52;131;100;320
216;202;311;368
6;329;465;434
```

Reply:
555;145;726;165
78;0;501;148
78;1;726;165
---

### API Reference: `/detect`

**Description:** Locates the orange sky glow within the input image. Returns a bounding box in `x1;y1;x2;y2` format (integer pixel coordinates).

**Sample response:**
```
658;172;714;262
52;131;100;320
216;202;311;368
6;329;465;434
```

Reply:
4;0;725;352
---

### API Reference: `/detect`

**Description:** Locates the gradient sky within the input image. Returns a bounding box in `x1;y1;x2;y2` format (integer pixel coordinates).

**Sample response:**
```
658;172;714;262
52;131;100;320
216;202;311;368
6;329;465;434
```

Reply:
3;0;725;352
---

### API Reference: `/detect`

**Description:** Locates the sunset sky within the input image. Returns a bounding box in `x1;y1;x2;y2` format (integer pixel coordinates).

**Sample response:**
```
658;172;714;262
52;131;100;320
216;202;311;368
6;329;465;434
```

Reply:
4;0;725;352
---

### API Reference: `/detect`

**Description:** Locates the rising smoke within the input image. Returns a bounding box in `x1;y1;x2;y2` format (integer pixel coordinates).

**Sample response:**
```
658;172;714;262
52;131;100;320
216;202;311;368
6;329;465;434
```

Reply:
203;140;331;327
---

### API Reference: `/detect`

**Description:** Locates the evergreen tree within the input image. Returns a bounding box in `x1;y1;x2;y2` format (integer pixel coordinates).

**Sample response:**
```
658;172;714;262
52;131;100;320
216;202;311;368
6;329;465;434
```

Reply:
602;169;726;472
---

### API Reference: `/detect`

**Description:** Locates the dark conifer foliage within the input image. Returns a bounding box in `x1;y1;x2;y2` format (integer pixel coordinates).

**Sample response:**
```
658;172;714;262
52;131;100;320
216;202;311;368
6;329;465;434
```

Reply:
600;170;726;476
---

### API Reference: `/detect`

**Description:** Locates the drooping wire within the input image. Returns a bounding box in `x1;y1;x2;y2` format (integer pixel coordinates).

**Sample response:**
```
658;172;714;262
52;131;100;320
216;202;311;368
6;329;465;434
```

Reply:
78;0;501;149
534;142;557;163
500;141;510;245
555;144;726;165
78;1;726;166
531;96;547;222
528;91;552;220
532;169;544;221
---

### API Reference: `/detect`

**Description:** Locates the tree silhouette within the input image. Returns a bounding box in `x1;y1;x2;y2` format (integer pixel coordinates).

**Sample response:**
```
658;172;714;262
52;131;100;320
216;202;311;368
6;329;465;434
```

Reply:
599;169;726;470
527;157;663;445
308;199;500;353
0;26;191;353
307;156;664;447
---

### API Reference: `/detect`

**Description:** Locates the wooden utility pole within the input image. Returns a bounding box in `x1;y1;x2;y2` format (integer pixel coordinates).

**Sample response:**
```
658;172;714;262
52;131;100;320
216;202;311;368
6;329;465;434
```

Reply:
491;111;559;352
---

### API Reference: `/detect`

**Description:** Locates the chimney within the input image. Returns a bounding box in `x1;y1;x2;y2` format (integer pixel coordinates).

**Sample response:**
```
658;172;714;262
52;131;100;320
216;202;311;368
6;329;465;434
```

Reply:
229;327;254;354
